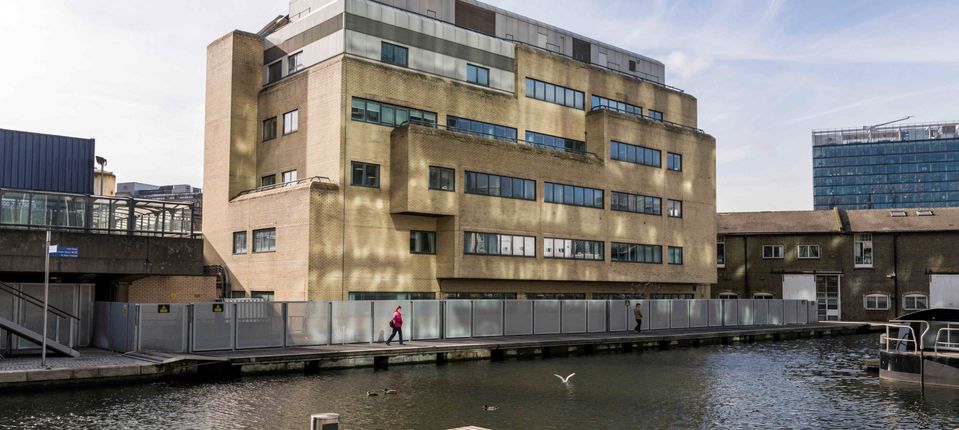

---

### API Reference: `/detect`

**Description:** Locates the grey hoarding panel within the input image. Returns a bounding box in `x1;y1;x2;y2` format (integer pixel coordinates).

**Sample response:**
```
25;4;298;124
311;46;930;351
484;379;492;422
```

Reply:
738;300;754;326
412;300;441;340
670;300;689;329
445;300;472;338
809;301;818;322
784;300;798;324
798;300;809;324
373;300;412;342
236;302;284;349
608;300;631;332
534;300;561;334
754;300;769;325
708;300;723;327
561;300;586;333
193;302;234;351
768;300;784;325
332;301;372;344
689;300;708;328
286;302;331;346
504;300;533;335
649;300;670;330
138;303;188;352
587;300;606;333
472;300;504;337
723;300;739;326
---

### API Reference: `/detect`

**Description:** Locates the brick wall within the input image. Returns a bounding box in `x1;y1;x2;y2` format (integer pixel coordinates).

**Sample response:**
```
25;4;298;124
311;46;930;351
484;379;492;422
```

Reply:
128;275;217;303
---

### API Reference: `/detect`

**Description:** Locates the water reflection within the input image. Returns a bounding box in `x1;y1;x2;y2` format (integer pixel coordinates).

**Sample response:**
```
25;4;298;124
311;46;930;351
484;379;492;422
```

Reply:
0;335;957;429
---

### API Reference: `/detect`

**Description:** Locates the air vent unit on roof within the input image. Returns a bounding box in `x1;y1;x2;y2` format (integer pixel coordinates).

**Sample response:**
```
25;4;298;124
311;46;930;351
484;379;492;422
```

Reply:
916;210;935;216
890;210;908;217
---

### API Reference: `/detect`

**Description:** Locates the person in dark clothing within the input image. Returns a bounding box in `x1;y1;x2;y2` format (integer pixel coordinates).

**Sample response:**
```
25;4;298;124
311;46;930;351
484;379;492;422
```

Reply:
386;305;404;346
633;303;643;332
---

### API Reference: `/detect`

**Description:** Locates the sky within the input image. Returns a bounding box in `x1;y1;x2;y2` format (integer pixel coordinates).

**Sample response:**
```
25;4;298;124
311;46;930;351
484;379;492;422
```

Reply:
1;0;957;211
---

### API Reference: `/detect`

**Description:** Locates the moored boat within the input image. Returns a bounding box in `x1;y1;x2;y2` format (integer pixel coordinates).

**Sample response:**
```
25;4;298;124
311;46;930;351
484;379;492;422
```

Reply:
880;308;959;388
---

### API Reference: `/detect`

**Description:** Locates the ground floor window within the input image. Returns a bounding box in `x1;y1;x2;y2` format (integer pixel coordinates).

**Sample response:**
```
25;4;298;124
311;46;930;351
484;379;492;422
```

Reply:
903;294;928;311
251;291;274;301
348;292;436;300
444;292;517;299
649;293;694;299
592;293;647;300
753;293;774;299
718;292;738;299
410;231;436;254
864;294;890;310
525;293;586;300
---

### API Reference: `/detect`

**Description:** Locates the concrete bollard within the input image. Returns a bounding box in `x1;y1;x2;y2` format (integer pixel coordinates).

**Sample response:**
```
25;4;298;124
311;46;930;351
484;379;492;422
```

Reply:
310;413;340;430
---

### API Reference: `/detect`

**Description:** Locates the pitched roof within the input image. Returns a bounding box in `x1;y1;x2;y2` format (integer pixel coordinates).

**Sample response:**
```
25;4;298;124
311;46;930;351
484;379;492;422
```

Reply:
845;207;959;232
717;209;842;235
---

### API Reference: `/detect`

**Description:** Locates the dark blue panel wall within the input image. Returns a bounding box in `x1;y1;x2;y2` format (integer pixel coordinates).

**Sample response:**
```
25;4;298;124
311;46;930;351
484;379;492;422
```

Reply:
0;128;95;194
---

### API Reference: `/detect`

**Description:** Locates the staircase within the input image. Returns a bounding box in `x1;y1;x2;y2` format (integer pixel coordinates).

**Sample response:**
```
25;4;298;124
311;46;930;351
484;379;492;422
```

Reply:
0;315;79;357
0;281;81;358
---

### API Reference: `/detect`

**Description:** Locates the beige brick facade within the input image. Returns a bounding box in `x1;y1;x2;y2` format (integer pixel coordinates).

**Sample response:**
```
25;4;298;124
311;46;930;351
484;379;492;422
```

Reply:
128;276;217;303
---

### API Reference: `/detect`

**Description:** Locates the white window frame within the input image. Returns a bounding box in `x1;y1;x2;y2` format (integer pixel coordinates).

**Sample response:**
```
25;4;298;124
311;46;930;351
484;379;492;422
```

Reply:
903;294;928;311
718;292;738;300
282;170;297;184
854;233;873;268
717;235;725;268
283;109;299;135
232;231;247;254
287;51;303;74
863;293;890;310
753;293;774;299
762;245;784;259
797;244;821;260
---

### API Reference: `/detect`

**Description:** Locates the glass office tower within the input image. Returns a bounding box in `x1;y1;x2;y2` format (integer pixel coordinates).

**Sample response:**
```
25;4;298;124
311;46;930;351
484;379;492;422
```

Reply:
813;122;959;209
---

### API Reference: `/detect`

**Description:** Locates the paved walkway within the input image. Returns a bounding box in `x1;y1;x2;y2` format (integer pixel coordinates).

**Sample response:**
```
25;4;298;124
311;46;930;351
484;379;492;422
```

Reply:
0;348;149;372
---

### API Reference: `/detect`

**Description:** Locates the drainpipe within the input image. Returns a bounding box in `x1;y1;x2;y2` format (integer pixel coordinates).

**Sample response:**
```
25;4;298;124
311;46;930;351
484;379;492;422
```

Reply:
743;236;749;297
893;233;899;317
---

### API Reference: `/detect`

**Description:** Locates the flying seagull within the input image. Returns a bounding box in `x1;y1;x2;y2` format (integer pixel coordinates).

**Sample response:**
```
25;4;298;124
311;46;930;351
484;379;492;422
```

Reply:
554;373;576;384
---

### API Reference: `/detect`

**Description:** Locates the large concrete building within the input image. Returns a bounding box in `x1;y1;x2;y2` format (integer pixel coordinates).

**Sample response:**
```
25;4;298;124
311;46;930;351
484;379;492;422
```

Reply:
204;0;717;301
715;208;959;321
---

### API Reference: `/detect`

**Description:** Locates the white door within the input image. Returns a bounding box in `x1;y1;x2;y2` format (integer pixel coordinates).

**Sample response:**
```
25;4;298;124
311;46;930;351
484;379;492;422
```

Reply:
930;275;959;308
783;275;816;301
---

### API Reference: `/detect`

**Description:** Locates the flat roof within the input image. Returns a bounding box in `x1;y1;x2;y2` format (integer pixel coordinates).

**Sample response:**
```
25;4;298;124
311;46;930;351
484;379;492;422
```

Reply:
719;207;959;235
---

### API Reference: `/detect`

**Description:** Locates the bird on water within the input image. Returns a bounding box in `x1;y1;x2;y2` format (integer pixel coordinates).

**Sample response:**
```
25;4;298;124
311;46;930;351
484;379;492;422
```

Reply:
384;388;398;395
366;391;379;397
554;373;576;384
483;405;498;411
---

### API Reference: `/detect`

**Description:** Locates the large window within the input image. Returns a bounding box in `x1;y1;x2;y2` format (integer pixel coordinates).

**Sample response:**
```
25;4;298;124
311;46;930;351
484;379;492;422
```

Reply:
797;244;821;259
351;161;380;188
648;110;664;122
525;131;586;154
668;246;683;265
667;152;682;171
544;238;604;260
253;228;276;253
524;77;584;109
864;294;890;310
410;231;436;254
232;231;247;254
754;293;774;299
610;141;661;167
464;232;536;257
611;191;661;216
544;182;603;209
282;170;297;184
611;242;662;264
719;292;739;300
262;117;277;141
288;51;303;74
667;199;683;218
429;166;455;191
466;64;489;86
590;95;642;117
903;294;928;311
447;116;516;142
351;97;437;128
762;245;784;259
381;42;408;67
267;61;282;83
465;171;535;201
283;110;298;134
261;175;276;187
855;233;873;267
717;235;726;267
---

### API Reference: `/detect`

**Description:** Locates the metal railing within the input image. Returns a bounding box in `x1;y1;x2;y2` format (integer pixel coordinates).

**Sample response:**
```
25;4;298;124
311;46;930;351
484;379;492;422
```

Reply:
882;323;920;353
234;176;335;198
589;106;706;134
934;327;959;354
401;122;601;158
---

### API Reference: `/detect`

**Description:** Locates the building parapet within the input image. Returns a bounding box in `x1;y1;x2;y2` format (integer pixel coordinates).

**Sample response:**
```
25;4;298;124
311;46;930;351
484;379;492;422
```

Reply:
812;121;959;146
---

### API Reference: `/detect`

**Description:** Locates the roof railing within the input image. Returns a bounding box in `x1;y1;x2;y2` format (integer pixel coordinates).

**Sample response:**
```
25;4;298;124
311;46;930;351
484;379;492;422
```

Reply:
235;176;335;197
398;121;600;158
588;106;705;134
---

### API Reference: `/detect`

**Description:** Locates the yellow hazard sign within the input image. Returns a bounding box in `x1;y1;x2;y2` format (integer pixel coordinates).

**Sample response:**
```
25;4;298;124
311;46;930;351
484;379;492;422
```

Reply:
212;303;224;313
158;304;170;314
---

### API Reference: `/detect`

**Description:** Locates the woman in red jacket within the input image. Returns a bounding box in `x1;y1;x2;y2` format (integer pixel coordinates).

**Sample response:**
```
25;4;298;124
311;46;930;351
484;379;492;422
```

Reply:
386;305;405;346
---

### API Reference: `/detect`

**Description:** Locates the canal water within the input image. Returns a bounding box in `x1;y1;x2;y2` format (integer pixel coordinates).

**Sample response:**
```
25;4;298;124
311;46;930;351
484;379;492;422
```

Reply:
1;334;958;429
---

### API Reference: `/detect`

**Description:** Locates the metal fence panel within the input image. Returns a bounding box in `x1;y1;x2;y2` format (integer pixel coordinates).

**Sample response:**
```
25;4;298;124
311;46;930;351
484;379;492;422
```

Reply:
235;302;284;349
738;300;754;326
19;284;76;348
444;300;472;338
78;284;94;346
723;300;739;326
797;300;809;324
472;300;504;337
689;300;708;328
768;300;784;325
93;301;110;349
784;300;798;324
587;300;606;333
137;303;188;352
533;300;561;334
808;301;818;323
754;300;769;325
193;302;234;351
332;301;372;344
373;300;412;343
707;300;723;327
561;300;587;333
650;300;671;330
412;300;441;340
286;302;331;346
0;284;17;351
504;300;533;335
670;300;690;329
607;300;630;332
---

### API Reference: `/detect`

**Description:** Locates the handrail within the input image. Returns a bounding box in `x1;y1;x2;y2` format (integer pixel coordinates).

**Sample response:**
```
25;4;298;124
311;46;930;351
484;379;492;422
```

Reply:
883;323;918;353
589;106;706;134
934;327;959;354
400;122;601;159
234;176;335;198
0;280;79;321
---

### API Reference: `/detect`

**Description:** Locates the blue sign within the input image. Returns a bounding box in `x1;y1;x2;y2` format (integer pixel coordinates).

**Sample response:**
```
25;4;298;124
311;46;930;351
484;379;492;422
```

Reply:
49;245;79;258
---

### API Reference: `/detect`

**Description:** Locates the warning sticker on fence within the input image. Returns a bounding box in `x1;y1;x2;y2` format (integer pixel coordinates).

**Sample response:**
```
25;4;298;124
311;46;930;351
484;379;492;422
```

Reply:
212;303;224;313
158;304;170;314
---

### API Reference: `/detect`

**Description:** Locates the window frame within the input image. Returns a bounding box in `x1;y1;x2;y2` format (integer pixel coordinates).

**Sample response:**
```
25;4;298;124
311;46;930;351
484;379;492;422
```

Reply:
717;235;726;268
281;170;298;184
610;141;661;168
864;293;890;310
903;294;928;311
464;171;536;201
262;117;277;141
466;63;490;86
718;292;739;300
463;231;537;258
648;109;664;122
252;228;276;253
610;242;662;264
667;152;682;172
543;237;605;261
753;293;774;299
667;199;683;218
854;233;874;268
762;245;784;259
525;131;586;154
524;77;584;110
381;41;409;67
428;166;455;192
410;230;437;255
797;244;821;260
260;174;276;187
668;246;683;265
447;116;516;142
544;182;604;209
287;51;303;74
351;161;381;188
267;60;282;84
351;97;436;128
610;191;662;216
283;109;299;135
232;231;247;254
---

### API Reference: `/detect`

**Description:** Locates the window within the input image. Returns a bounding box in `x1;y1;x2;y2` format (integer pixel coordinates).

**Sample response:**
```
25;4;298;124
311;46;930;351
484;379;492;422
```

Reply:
864;294;890;310
854;233;873;267
282;170;297;184
351;161;380;188
610;191;661;216
253;228;276;253
350;292;437;300
464;232;536;257
762;245;784;259
717;235;725;267
718;292;738;300
590;95;642;117
610;141;661;167
288;51;303;74
628;60;636;71
381;42;408;67
544;182;603;209
251;291;275;301
668;246;683;265
261;174;276;187
351;97;437;128
429;166;455;191
544;238;604;260
797;244;821;259
410;231;436;254
648;110;663;122
447;116;516;142
466;64;489;86
465;171;535;201
524;77;584;109
753;293;774;299
283;110;298;134
611;242;662;264
267;61;282;83
262;117;277;141
232;231;247;254
667;199;682;218
525;131;586;154
903;294;928;310
667;153;682;171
